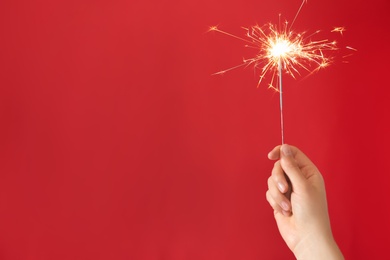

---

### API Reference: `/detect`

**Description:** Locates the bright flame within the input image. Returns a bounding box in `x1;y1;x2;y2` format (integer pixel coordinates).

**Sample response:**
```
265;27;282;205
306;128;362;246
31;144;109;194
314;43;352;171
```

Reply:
270;39;292;58
210;23;340;91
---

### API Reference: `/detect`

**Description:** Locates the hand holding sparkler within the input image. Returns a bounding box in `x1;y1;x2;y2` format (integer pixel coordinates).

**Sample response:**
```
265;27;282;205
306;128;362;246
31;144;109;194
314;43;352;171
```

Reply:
266;144;344;260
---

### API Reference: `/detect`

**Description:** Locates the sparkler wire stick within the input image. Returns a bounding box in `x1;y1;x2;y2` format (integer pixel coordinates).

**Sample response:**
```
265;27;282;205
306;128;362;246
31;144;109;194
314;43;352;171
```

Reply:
278;59;284;144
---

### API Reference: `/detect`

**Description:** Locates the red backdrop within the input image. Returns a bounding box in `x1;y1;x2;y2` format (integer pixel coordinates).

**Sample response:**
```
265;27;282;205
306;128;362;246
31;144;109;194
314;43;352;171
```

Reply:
0;0;389;259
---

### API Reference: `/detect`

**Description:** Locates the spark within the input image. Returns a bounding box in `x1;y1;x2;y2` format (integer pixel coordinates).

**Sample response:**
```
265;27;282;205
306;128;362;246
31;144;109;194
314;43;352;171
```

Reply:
210;23;338;91
346;46;358;52
290;0;307;29
342;46;358;60
332;26;346;35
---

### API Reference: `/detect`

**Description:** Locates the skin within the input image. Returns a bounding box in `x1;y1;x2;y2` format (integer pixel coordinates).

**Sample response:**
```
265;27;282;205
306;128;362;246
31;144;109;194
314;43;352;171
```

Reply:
266;144;344;260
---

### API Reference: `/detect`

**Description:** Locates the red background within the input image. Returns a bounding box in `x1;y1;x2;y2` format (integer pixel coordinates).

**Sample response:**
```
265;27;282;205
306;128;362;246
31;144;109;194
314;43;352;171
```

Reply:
0;0;389;259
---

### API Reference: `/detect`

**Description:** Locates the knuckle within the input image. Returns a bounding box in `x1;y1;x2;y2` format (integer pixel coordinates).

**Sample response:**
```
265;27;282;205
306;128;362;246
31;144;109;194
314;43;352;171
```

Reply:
267;176;273;187
265;190;270;201
266;192;275;209
273;160;280;168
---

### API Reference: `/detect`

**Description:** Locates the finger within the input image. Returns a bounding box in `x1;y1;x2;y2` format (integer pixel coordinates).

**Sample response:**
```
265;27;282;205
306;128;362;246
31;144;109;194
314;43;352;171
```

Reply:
266;191;292;217
274;208;292;219
268;145;281;160
266;190;285;214
280;144;307;188
272;160;289;193
281;144;316;170
267;175;291;212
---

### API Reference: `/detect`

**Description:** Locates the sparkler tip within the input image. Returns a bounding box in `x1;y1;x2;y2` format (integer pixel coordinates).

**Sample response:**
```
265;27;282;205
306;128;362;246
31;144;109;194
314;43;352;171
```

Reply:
210;0;355;90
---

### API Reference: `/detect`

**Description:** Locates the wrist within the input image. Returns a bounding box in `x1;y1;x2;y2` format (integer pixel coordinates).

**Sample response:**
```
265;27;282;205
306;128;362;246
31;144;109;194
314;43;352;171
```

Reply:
293;232;343;260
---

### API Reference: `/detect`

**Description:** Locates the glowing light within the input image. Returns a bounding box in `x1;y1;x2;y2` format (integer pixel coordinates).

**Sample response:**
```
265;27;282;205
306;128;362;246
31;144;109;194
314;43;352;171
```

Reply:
270;39;292;58
209;22;339;91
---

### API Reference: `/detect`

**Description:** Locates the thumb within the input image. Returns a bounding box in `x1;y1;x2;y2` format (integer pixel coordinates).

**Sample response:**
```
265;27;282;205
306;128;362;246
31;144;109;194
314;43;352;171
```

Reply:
280;144;307;189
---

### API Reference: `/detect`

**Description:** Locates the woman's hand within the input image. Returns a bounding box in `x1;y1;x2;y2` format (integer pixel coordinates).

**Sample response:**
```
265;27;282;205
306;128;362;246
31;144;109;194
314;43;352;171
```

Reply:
266;144;343;260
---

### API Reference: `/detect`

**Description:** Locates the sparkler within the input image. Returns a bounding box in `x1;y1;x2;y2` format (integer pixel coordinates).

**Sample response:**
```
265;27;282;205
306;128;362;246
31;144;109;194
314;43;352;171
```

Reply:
210;0;354;144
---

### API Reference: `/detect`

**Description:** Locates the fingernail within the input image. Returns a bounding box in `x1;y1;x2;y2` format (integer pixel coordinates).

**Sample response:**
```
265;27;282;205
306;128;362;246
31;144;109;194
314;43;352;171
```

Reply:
277;182;286;192
281;201;290;211
282;144;292;157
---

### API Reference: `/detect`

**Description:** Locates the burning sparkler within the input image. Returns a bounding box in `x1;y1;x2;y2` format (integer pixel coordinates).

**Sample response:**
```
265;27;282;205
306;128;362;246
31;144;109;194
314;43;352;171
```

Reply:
210;0;354;144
